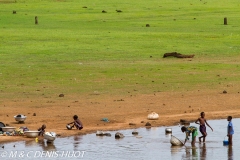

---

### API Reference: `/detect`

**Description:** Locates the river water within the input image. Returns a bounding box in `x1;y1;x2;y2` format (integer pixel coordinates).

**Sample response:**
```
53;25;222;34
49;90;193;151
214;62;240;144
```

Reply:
0;118;239;160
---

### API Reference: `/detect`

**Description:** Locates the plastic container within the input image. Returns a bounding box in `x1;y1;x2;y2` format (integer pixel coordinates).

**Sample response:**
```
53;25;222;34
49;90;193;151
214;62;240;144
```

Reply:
223;136;229;145
165;128;172;134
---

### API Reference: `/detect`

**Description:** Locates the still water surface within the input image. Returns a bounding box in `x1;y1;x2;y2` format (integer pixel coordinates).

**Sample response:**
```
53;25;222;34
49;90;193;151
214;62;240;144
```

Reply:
0;118;239;160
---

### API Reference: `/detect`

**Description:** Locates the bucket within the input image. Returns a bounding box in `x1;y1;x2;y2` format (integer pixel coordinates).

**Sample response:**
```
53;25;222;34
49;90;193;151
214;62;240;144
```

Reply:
165;128;172;134
223;136;229;145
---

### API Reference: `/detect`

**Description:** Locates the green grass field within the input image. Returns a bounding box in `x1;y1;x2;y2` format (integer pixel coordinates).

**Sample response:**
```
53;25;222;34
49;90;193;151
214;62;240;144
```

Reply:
0;0;240;99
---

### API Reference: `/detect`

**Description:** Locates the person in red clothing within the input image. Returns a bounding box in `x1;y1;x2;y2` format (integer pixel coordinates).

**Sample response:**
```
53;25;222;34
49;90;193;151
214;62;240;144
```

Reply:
68;115;83;130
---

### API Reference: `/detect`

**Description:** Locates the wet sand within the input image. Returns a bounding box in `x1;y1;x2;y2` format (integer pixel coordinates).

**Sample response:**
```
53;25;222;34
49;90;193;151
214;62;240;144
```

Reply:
1;90;240;143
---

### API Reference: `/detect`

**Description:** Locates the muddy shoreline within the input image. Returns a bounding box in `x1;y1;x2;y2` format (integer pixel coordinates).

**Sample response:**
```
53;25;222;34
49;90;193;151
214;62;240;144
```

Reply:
1;90;240;144
1;115;239;144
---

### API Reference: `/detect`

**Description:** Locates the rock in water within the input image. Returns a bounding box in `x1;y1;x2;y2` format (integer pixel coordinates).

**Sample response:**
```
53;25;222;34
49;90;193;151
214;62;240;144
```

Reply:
145;122;151;126
115;132;124;138
104;133;111;136
96;130;104;136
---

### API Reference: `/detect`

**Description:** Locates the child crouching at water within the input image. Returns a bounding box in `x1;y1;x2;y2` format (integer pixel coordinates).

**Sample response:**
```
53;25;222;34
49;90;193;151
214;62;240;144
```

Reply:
181;126;198;146
68;115;83;130
38;124;46;136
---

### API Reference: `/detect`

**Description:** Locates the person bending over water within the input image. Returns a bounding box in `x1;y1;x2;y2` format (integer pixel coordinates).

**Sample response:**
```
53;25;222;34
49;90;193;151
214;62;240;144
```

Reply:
195;112;213;143
181;126;198;146
38;124;46;136
68;115;83;130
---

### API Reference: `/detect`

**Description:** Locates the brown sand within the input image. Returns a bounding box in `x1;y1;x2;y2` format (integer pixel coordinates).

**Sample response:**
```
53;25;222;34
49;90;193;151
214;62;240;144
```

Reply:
1;90;240;143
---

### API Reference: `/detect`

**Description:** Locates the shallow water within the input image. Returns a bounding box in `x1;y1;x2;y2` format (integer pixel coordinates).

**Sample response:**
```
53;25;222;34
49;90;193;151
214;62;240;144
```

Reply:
0;119;239;160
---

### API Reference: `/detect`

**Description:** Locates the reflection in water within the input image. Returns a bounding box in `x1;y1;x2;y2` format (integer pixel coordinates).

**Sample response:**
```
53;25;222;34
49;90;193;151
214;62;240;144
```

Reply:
171;146;182;155
145;127;151;131
24;139;56;151
40;139;56;151
182;147;191;159
25;140;39;147
182;146;198;159
165;133;171;142
73;135;82;149
192;147;198;159
200;143;206;159
96;135;105;140
165;133;172;137
185;147;191;158
228;145;233;160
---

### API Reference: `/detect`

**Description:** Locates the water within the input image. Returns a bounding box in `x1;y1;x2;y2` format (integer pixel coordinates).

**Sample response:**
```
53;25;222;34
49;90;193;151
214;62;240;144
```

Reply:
0;119;239;160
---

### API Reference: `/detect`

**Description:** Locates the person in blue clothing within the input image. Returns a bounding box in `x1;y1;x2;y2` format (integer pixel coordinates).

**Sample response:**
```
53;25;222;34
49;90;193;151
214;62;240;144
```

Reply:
227;116;234;145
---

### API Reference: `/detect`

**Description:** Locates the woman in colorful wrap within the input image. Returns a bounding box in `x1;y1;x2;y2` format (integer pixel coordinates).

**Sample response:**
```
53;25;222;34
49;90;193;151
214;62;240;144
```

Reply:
181;126;198;146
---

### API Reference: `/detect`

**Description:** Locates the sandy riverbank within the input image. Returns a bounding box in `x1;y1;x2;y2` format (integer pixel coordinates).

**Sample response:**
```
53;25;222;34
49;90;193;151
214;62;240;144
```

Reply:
1;90;240;144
